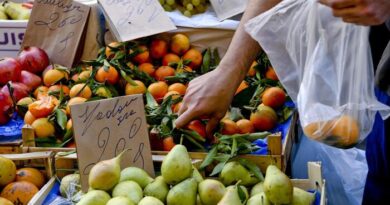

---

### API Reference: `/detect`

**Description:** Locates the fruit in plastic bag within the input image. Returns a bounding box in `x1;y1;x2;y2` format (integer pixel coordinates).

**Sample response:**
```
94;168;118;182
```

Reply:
60;173;81;198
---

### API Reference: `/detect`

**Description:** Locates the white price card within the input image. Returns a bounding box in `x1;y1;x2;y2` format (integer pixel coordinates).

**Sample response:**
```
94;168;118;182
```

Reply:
98;0;177;42
210;0;249;21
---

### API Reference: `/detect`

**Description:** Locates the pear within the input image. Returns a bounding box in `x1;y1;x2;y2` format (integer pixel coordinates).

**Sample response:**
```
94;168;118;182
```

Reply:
60;173;80;198
192;166;204;183
161;145;192;185
247;192;271;205
198;179;226;205
263;165;293;204
76;190;110;205
88;150;127;191
219;161;259;186
106;196;135;205
167;178;197;205
250;182;264;197
139;196;164;205
112;181;143;204
196;195;204;205
120;167;153;188
217;185;243;205
292;187;315;205
144;176;169;203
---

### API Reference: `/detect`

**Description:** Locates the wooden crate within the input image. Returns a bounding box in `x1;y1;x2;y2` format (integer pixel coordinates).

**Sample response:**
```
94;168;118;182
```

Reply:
0;139;22;154
0;151;56;205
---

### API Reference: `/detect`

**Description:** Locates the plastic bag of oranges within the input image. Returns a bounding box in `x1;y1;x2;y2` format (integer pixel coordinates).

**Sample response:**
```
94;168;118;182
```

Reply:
245;0;390;148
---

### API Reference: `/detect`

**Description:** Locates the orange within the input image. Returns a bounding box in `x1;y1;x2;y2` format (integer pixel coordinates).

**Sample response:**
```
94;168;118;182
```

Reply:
235;81;249;95
236;119;255;134
66;119;72;130
220;119;240;135
155;66;175;81
148;81;169;101
48;85;70;96
33;86;49;100
95;66;119;85
24;111;36;125
95;87;112;98
28;96;57;118
168;83;187;95
265;67;278;81
163;91;181;100
150;39;168;59
66;97;87;116
74;70;92;83
16;168;46;188
0;181;39;205
125;80;146;95
261;87;286;108
182;48;203;69
138;63;155;77
105;42;121;59
330;115;360;147
71;73;79;82
162;53;181;66
173;102;183;113
69;83;92;99
186;120;206;138
303;120;333;140
171;33;190;55
31;118;55;138
43;69;68;87
248;61;257;77
132;45;150;64
250;105;278;131
163;136;176;151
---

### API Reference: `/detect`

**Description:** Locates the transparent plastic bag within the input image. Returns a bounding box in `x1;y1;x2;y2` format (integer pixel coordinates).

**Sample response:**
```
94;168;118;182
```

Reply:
245;0;390;148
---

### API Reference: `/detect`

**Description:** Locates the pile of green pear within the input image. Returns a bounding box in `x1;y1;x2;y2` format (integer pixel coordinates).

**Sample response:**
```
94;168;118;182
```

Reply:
61;145;316;205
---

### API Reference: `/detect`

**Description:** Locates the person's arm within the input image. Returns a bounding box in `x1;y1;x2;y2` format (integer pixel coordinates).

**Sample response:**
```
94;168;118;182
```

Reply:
175;0;282;135
319;0;390;26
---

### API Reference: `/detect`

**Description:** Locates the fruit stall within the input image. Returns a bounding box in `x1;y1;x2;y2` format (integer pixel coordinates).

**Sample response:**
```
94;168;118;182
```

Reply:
0;0;333;205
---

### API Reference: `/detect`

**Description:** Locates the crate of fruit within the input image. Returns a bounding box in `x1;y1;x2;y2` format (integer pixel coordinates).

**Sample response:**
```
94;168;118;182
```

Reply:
39;145;324;205
0;151;56;205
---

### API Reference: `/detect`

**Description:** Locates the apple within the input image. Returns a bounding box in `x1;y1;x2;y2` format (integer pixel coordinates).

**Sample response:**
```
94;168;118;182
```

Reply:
20;70;42;91
1;82;30;102
0;58;22;85
18;46;50;74
0;92;12;125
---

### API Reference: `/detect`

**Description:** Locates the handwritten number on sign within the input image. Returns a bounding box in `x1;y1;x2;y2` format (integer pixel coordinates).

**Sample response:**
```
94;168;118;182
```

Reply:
115;138;127;157
83;127;111;175
133;143;145;169
128;117;142;139
59;32;75;52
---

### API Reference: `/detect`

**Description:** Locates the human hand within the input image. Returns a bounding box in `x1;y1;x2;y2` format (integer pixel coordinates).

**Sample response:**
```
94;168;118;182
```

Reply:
319;0;390;26
175;67;242;136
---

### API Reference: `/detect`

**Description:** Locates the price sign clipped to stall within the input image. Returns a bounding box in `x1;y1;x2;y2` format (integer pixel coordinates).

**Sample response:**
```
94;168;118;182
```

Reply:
21;0;90;67
210;0;249;20
98;0;176;42
70;95;154;192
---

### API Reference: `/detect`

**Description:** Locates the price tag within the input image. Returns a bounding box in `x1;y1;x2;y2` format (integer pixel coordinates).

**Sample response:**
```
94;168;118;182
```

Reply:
70;95;154;192
98;0;177;42
210;0;249;20
21;0;91;67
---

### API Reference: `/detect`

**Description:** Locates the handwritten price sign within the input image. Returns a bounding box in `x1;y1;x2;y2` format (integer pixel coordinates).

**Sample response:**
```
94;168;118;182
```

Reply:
210;0;249;20
70;95;154;192
21;0;90;67
98;0;176;42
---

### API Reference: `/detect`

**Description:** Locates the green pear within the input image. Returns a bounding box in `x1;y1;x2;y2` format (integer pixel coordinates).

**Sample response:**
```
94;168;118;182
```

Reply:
196;195;204;205
60;173;80;198
161;145;192;185
76;190;110;205
120;167;153;188
139;196;164;205
192;166;204;183
247;192;271;205
250;182;264;197
263;165;293;204
219;161;259;186
292;187;315;205
144;176;169;203
167;178;197;205
0;11;7;20
217;185;243;205
198;179;226;205
112;181;143;204
88;150;127;191
106;196;135;205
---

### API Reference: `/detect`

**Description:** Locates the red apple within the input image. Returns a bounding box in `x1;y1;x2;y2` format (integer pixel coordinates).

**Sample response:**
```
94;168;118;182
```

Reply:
1;82;30;102
18;47;50;74
0;58;22;85
0;92;12;125
20;70;42;91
